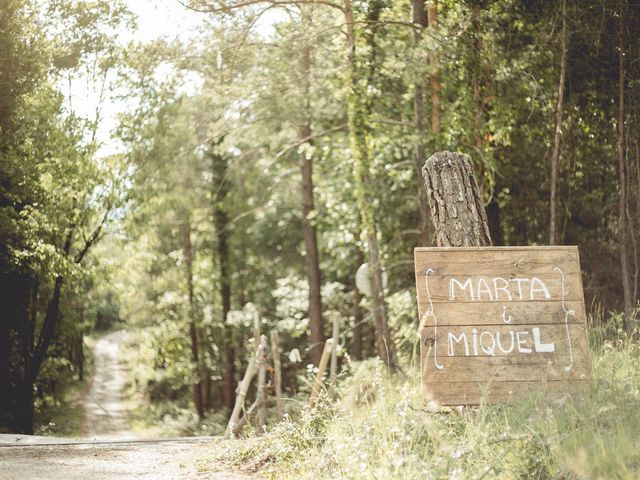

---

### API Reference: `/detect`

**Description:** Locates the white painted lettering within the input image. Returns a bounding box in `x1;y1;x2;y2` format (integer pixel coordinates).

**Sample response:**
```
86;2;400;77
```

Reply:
516;331;532;353
479;331;496;356
509;278;528;300
493;277;512;301
496;331;515;354
532;327;555;352
448;332;469;356
476;278;494;301
449;278;474;301
530;277;551;300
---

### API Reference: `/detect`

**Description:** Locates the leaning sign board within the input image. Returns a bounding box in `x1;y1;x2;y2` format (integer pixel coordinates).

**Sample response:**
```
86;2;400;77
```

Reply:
415;246;591;405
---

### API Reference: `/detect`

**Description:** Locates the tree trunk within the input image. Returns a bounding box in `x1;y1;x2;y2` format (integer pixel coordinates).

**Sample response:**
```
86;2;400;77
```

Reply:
270;331;283;421
351;247;365;360
635;140;640;301
422;151;492;247
412;0;432;245
255;335;267;434
183;221;204;419
210;141;236;411
428;0;440;133
549;0;567;245
299;25;324;366
0;273;35;434
343;0;398;371
617;2;633;313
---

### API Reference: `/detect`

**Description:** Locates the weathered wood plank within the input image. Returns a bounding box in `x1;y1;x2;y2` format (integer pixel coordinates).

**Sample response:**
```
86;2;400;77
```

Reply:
424;380;591;405
417;301;585;326
422;355;590;382
415;247;580;276
415;246;591;405
416;274;582;302
420;323;589;358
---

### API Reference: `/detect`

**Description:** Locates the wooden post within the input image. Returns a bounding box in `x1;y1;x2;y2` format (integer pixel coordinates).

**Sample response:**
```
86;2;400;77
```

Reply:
253;309;261;353
421;151;491;413
270;331;283;421
309;339;333;407
256;335;267;434
225;341;263;438
422;152;492;247
330;317;339;385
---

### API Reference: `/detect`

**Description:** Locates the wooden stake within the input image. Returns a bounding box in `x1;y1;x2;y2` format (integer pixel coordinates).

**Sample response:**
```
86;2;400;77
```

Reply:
256;335;267;434
253;310;261;353
225;341;262;438
231;398;265;437
270;331;283;421
309;339;333;407
330;317;339;385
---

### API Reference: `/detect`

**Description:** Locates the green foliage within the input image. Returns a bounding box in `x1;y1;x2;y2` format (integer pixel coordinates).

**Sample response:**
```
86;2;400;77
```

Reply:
216;329;640;479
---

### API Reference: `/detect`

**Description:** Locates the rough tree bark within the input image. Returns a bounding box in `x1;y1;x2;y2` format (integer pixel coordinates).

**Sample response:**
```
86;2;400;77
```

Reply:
617;2;633;313
549;0;567;245
423;151;492;247
298;14;324;365
183;220;205;419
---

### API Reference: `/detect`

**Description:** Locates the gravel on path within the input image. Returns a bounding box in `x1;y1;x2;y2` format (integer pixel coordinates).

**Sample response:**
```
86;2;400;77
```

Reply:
0;438;255;480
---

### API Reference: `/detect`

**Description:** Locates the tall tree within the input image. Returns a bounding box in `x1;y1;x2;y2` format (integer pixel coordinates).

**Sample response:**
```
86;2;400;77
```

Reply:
344;0;397;369
617;0;633;313
183;219;205;418
299;8;325;365
209;140;236;411
412;0;432;246
549;0;567;245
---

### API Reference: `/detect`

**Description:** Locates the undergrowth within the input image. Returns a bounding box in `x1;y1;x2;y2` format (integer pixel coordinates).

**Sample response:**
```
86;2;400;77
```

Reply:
211;328;640;479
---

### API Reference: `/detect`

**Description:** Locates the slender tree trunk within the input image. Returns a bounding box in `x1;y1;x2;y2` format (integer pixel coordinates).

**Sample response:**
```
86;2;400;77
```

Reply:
617;2;633;313
183;220;205;419
211;142;236;411
298;20;324;365
635;140;640;300
270;331;283;421
255;335;267;434
428;0;440;133
351;247;365;360
343;0;398;370
549;0;567;245
412;0;431;245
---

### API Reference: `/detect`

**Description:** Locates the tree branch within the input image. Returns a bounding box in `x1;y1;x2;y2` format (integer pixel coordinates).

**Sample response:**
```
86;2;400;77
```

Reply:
177;0;344;14
74;206;112;264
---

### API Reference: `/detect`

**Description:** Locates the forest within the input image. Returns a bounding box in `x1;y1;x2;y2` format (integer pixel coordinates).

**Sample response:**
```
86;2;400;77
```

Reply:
1;0;640;477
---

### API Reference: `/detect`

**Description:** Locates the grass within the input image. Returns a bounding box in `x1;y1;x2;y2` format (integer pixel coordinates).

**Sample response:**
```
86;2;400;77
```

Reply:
208;329;640;480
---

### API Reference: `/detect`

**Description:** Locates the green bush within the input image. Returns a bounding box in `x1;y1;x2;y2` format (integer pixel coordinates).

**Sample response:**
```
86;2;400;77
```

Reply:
217;327;640;480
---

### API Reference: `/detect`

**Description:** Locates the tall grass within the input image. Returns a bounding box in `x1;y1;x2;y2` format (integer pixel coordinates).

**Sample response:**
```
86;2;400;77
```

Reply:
214;324;640;479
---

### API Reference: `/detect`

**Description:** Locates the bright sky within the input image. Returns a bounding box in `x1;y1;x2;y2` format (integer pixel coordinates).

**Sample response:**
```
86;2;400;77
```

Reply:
69;0;283;156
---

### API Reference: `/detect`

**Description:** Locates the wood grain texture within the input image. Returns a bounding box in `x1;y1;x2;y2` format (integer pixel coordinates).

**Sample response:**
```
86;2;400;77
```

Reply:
415;246;591;405
416;301;585;326
420;324;589;358
424;380;591;405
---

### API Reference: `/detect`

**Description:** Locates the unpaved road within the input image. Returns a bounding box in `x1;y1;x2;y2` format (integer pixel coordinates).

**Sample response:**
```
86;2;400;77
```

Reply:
0;331;255;479
82;330;135;440
0;438;255;480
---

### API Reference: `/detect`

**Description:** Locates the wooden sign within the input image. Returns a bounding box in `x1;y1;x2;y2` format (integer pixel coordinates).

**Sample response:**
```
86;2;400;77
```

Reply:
415;246;591;405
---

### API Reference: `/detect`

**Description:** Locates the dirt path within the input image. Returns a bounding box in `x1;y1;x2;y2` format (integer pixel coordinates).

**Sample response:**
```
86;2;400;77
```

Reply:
0;332;256;479
0;438;255;480
82;330;136;440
